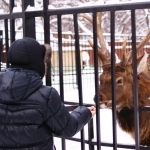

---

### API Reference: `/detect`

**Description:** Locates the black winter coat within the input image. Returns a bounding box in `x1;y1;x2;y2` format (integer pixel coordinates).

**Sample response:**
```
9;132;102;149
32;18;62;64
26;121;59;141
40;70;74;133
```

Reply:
0;68;92;150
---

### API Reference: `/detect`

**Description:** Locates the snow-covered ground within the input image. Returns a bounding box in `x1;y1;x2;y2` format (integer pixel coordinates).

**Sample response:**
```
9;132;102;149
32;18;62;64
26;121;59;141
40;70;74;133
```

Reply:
43;71;136;150
53;87;135;150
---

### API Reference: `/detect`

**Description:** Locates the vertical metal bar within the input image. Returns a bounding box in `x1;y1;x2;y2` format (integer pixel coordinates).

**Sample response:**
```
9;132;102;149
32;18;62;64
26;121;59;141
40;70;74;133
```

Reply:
4;19;9;68
57;15;64;107
93;12;101;150
57;15;66;150
131;9;140;150
0;30;2;71
73;13;85;150
9;0;15;43
22;0;36;38
22;0;34;8
73;15;83;105
43;0;51;86
43;0;50;44
88;119;94;150
22;0;26;37
110;10;117;150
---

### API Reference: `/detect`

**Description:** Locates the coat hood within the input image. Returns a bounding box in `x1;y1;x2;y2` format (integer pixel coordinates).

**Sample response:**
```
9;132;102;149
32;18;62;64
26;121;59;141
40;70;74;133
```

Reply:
7;37;46;78
0;68;43;103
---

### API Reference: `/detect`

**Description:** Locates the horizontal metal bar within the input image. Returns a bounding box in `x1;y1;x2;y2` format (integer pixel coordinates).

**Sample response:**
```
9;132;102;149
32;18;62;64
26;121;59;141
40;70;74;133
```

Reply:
64;101;94;106
140;147;150;150
5;1;148;18
1;2;150;19
0;14;10;20
54;136;150;149
65;103;150;112
139;107;150;111
25;11;44;17
11;12;24;19
0;12;43;20
47;1;150;15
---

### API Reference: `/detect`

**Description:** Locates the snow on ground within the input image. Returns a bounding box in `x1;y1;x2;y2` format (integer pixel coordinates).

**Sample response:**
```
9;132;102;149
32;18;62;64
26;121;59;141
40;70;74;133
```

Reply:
43;73;135;150
54;123;135;150
53;87;135;150
54;114;135;150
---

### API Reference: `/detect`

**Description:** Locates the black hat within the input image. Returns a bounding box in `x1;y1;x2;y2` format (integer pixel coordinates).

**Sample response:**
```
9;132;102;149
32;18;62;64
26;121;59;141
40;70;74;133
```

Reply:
7;37;46;78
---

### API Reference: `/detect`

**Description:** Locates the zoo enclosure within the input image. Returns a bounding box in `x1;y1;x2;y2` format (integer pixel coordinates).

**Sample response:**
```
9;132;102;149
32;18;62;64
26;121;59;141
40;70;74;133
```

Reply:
0;0;150;150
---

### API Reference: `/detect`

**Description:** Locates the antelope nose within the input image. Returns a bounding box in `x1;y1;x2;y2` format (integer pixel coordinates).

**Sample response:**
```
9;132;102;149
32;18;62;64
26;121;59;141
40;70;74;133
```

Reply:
104;102;108;106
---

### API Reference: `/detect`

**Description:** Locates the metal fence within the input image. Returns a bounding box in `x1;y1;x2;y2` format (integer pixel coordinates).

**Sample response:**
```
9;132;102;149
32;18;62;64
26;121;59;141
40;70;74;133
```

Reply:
1;0;150;150
2;30;150;91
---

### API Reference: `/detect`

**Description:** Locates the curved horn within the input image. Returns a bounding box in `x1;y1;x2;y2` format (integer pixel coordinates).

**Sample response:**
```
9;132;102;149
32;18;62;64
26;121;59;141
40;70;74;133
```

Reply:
122;30;150;67
88;39;110;64
121;39;132;67
81;12;110;65
137;30;150;51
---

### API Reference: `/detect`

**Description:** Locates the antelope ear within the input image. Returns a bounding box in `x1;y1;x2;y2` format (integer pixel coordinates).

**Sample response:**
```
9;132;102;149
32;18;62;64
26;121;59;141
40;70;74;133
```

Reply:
137;51;149;75
41;44;52;76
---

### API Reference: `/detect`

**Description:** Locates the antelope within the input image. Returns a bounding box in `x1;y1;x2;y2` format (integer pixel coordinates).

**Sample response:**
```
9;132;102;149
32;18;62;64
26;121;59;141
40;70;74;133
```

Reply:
81;12;150;146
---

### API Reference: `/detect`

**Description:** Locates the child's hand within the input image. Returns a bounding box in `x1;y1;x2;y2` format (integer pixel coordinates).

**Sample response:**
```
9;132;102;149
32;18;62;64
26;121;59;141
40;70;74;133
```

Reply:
88;106;96;118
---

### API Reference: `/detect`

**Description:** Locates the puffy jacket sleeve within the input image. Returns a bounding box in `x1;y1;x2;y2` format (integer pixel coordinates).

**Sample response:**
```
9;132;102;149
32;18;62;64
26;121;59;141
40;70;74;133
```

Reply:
45;87;92;137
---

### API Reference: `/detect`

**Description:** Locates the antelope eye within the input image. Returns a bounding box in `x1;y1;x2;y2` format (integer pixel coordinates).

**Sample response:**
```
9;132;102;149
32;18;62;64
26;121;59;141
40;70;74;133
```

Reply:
116;77;123;85
117;79;122;84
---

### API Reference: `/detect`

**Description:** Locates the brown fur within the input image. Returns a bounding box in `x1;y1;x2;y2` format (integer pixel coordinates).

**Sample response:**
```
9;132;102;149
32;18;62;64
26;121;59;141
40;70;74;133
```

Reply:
97;62;150;146
42;44;52;76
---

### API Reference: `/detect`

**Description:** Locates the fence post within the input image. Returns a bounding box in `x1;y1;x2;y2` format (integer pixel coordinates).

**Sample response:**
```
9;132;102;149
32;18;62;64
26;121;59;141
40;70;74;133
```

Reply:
0;30;3;71
88;119;94;150
43;0;52;86
22;0;36;38
9;0;15;43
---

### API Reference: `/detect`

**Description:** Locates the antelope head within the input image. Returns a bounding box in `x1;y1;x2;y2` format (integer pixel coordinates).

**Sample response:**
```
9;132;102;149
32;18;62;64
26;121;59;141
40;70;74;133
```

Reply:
98;30;150;111
81;12;150;111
